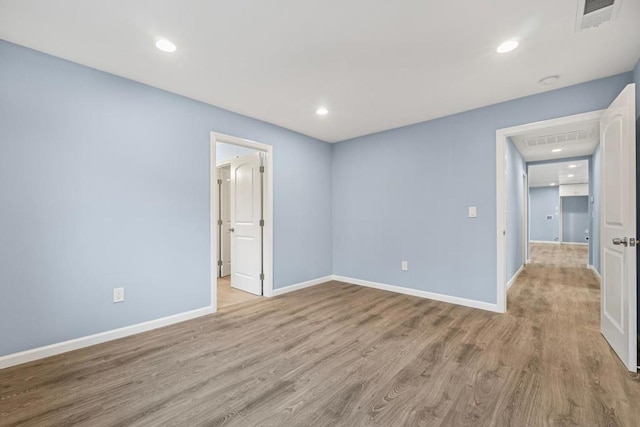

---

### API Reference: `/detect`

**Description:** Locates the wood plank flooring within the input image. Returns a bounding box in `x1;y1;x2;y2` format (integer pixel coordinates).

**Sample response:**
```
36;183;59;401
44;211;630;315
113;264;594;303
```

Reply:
1;244;639;426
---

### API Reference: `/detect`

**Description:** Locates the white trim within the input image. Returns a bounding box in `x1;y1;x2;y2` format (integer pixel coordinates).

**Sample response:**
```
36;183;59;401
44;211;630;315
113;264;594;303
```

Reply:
0;306;214;370
496;109;604;314
561;242;589;246
271;275;333;296
210;132;275;304
507;264;524;290
530;240;560;244
332;275;500;313
522;172;529;266
559;192;563;244
526;259;531;264
588;264;601;282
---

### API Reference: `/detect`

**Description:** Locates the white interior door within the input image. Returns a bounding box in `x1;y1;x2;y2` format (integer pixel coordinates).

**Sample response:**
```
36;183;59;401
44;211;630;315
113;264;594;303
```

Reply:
219;166;231;277
600;83;636;372
230;153;263;296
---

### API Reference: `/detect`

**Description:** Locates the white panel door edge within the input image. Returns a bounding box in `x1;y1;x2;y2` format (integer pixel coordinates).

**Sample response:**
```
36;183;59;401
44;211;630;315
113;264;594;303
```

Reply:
599;83;636;372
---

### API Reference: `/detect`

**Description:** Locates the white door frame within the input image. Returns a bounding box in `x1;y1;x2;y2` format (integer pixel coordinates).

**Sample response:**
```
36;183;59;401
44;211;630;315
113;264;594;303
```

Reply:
522;172;529;265
210;132;274;311
216;164;231;278
496;110;604;312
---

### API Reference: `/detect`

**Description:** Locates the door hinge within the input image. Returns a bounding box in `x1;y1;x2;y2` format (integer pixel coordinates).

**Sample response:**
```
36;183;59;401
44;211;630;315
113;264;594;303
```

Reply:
259;219;264;227
630;237;636;247
217;260;223;267
259;166;265;173
260;273;265;281
217;179;222;185
217;219;223;226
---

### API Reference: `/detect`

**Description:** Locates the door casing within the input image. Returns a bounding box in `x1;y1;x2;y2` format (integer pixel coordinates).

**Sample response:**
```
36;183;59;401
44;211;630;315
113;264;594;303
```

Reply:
210;132;274;312
496;110;604;313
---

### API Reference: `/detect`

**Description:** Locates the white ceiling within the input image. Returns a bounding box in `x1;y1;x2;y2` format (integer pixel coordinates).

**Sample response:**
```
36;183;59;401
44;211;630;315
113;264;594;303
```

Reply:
529;160;589;187
1;0;639;142
512;119;600;162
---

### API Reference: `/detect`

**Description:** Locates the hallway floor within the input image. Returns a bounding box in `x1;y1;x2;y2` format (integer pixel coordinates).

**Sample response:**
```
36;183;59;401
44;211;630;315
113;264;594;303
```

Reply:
529;242;589;267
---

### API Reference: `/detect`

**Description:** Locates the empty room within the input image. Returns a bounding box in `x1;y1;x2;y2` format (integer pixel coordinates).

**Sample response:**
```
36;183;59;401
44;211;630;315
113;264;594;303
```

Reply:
1;1;639;426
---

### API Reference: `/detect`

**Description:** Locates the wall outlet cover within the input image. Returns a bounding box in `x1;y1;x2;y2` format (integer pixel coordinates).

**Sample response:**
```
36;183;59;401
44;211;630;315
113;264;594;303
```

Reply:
113;287;125;303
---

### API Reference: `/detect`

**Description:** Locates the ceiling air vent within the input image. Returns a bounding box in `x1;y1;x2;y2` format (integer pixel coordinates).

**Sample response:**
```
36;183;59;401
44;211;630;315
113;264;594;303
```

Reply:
575;0;622;31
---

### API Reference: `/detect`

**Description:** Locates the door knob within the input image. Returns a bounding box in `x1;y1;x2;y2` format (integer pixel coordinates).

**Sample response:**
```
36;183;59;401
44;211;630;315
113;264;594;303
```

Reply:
229;227;235;232
612;237;628;247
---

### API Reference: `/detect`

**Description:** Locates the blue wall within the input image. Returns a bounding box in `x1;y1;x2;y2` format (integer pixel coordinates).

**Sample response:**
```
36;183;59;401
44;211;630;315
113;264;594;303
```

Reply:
0;40;332;356
529;187;560;242
506;138;526;280
332;72;632;304
562;196;589;243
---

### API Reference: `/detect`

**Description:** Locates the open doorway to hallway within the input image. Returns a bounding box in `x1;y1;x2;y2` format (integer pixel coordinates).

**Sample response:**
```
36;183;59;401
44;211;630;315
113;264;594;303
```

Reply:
211;133;274;311
497;84;637;372
504;115;600;289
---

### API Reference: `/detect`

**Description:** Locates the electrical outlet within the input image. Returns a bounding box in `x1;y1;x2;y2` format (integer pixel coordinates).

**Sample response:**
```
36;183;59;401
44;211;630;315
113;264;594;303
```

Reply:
468;206;477;218
401;261;408;271
113;287;125;303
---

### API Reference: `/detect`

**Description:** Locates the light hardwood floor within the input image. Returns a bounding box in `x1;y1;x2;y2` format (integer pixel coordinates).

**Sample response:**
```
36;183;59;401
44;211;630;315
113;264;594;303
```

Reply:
1;244;639;426
217;276;261;309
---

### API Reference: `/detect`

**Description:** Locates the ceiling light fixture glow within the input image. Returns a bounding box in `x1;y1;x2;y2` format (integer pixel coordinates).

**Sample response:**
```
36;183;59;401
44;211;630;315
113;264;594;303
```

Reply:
552;148;562;153
569;164;577;168
497;40;519;53
316;107;328;116
155;39;177;53
550;183;556;186
568;174;574;177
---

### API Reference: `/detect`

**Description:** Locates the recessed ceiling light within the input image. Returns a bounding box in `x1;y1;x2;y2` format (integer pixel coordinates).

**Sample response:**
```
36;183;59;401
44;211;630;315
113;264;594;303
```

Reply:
155;39;177;53
568;174;574;177
540;75;559;86
497;40;519;53
568;164;577;168
552;148;562;153
550;183;556;186
316;107;328;116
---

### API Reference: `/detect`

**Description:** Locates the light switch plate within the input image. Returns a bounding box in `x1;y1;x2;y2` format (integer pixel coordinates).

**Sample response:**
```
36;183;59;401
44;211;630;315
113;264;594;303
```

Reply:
401;261;408;271
468;206;477;218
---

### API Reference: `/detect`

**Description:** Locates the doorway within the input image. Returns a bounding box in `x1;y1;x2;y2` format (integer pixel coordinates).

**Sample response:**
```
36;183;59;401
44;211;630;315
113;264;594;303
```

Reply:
496;83;637;372
210;132;274;311
497;110;603;311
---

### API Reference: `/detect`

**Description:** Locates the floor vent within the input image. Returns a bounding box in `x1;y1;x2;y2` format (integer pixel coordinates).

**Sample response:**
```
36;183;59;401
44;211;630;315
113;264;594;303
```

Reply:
575;0;622;31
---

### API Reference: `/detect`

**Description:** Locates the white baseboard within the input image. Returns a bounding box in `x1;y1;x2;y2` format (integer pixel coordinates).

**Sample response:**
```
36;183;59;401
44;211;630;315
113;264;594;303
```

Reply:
588;264;601;282
562;242;589;246
530;240;559;244
507;265;524;290
332;275;500;313
271;275;333;296
525;259;531;264
0;306;214;370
